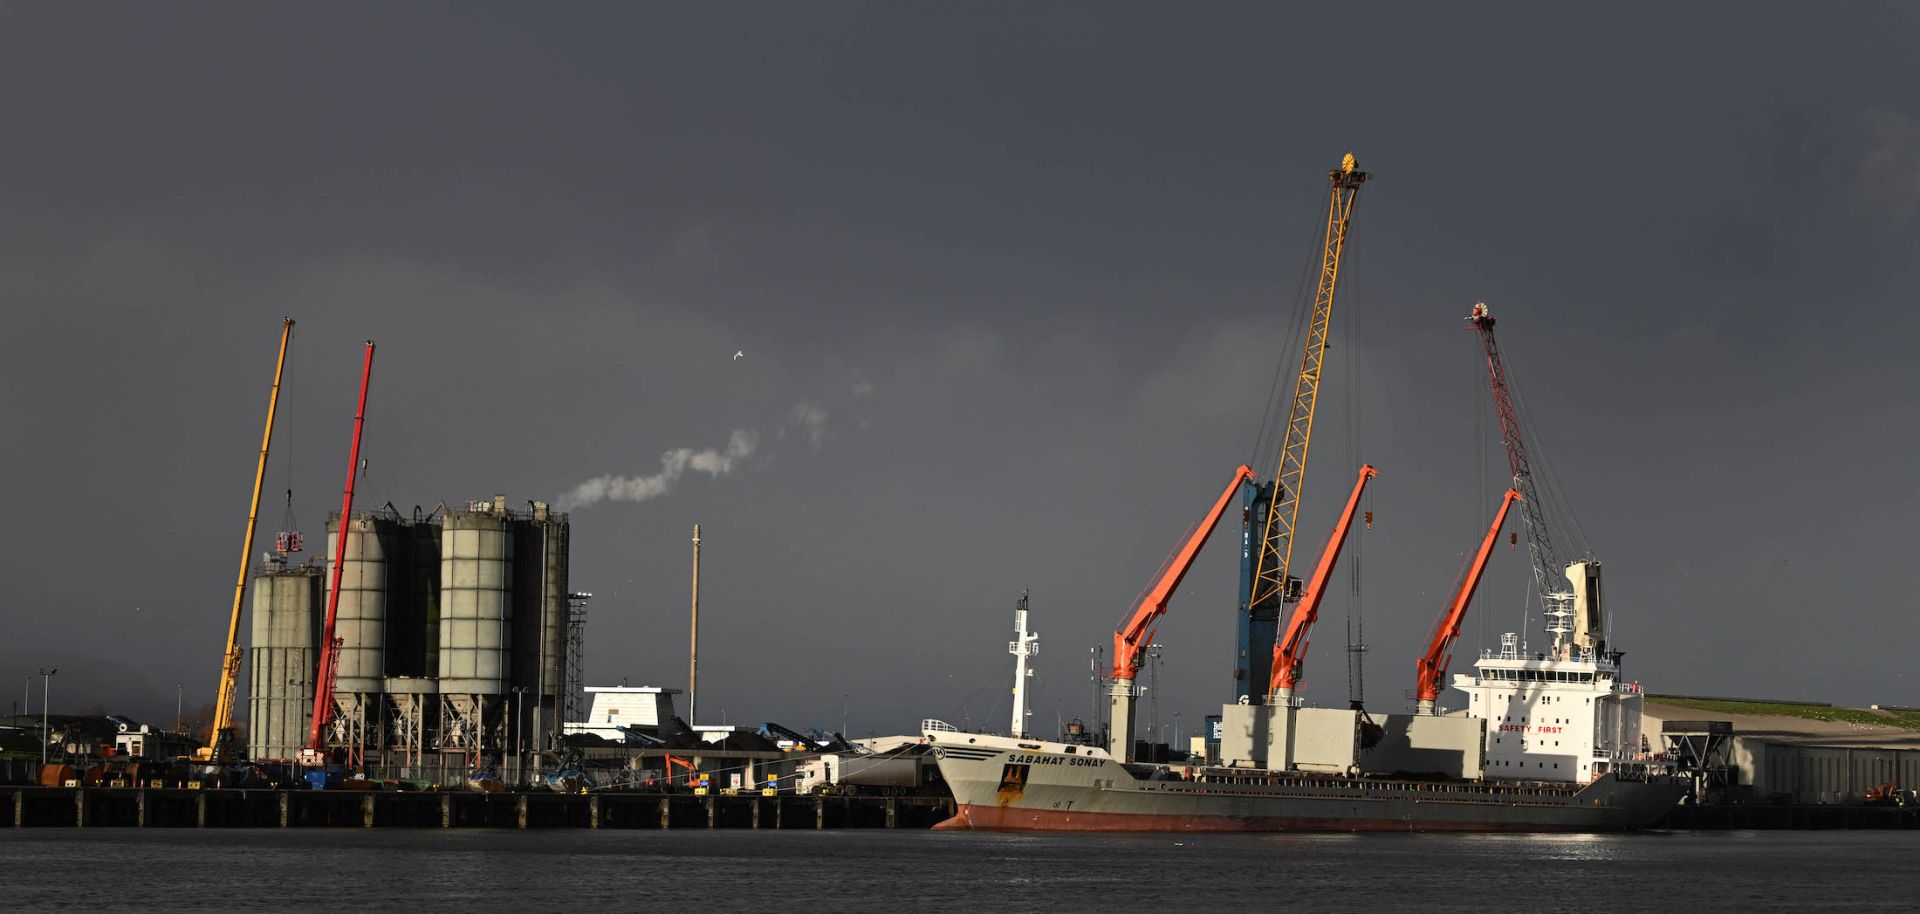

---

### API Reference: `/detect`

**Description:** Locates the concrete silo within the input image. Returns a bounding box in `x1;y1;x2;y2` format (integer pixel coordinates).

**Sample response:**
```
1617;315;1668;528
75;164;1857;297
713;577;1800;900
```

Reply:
509;501;569;767
438;496;512;753
324;512;406;761
246;560;323;762
383;513;442;775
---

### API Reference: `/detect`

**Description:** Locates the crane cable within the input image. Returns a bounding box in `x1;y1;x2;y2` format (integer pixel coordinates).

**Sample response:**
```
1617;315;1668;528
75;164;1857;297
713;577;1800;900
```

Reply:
1342;246;1366;709
1249;199;1338;475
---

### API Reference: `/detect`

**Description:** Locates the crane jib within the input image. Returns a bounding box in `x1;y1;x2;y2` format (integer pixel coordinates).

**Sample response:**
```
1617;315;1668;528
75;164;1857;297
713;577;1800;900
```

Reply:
1238;155;1367;703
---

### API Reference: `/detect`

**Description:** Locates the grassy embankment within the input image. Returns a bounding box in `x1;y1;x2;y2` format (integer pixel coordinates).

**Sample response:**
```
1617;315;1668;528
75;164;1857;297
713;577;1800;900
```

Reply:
1650;696;1920;731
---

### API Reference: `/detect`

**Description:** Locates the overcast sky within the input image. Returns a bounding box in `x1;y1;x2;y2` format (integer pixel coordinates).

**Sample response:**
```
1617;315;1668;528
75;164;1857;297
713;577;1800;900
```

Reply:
2;3;1916;737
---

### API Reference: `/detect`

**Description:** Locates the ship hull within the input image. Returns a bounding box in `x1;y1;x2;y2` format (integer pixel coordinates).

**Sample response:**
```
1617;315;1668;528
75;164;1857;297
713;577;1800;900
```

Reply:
938;803;1634;833
928;734;1686;834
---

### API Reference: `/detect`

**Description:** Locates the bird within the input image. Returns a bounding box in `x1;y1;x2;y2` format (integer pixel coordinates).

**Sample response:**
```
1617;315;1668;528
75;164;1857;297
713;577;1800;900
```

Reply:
732;350;745;360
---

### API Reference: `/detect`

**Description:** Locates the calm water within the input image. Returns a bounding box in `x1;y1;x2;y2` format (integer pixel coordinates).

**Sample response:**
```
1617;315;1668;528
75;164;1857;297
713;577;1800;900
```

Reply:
3;828;1916;912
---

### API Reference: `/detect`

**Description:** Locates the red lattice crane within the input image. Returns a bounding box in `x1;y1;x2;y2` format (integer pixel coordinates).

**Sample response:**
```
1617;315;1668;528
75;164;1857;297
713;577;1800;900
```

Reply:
1467;302;1581;648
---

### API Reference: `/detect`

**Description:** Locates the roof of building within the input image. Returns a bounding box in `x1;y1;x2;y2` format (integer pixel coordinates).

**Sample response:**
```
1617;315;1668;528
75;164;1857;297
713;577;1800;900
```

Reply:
1644;699;1920;750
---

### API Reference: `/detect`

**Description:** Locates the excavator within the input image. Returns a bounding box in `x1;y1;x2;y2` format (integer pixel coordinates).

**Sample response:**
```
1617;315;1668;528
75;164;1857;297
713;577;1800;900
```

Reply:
1108;465;1256;760
1414;488;1522;715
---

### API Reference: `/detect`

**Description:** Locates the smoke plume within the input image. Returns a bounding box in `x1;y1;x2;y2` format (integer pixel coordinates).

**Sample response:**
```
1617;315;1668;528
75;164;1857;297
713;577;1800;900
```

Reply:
559;428;758;510
790;402;829;448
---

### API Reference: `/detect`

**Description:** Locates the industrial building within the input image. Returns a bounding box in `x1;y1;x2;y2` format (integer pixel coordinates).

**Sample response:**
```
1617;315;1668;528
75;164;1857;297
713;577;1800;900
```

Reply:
245;495;579;781
1647;700;1920;806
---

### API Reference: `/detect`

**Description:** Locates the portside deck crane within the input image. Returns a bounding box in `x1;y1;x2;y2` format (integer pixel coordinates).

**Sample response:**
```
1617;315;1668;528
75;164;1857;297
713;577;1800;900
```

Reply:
1267;464;1376;705
1110;465;1257;760
303;341;376;765
1414;488;1521;714
202;317;295;763
1237;154;1367;703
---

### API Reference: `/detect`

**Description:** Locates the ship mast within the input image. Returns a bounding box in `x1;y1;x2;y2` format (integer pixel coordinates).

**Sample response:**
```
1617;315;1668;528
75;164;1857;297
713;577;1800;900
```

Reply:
1008;591;1037;739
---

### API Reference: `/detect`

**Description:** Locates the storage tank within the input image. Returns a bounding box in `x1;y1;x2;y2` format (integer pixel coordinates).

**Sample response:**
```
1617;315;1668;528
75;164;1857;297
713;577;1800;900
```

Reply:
382;517;440;680
327;513;405;695
246;562;323;761
440;506;511;695
509;501;570;747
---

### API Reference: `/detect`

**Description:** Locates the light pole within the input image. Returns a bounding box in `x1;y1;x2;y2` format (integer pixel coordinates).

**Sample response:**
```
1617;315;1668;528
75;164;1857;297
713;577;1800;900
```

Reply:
511;687;528;786
37;668;57;768
1146;643;1163;752
1174;711;1183;759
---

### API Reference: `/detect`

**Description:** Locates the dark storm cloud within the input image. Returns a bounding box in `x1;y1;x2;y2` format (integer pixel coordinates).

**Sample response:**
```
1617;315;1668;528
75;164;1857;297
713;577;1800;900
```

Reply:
1;3;1916;733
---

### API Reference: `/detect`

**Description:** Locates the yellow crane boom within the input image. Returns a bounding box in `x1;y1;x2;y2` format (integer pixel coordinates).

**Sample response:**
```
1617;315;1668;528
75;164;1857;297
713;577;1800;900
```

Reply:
204;317;294;762
1243;155;1366;700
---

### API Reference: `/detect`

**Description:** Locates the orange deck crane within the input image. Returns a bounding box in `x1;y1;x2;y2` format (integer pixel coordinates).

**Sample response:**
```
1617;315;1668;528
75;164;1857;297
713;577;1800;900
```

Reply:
1108;465;1258;760
304;341;376;764
201;317;295;763
1238;154;1367;703
1414;488;1521;715
1267;464;1377;706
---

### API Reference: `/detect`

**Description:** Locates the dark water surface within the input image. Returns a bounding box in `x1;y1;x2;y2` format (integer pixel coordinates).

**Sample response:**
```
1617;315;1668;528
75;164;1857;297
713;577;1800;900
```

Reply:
3;828;1916;912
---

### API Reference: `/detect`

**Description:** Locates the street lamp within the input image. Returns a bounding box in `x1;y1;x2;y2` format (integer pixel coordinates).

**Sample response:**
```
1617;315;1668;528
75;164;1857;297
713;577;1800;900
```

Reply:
511;686;529;786
36;668;57;768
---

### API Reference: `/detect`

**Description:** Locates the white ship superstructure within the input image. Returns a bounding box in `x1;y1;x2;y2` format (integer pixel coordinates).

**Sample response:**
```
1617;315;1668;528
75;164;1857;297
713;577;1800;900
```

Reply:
1455;631;1644;784
1454;560;1644;785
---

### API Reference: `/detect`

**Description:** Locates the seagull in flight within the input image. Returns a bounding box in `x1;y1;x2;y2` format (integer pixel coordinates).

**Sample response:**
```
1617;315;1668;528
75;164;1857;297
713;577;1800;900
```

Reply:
733;350;745;361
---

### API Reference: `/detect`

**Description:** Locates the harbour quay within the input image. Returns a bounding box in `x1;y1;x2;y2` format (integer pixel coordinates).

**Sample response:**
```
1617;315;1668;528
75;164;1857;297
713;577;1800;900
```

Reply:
4;786;955;830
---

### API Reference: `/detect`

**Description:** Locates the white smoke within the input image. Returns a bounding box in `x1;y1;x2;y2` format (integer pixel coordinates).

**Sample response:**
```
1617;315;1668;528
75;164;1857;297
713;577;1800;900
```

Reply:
790;402;829;448
559;428;758;510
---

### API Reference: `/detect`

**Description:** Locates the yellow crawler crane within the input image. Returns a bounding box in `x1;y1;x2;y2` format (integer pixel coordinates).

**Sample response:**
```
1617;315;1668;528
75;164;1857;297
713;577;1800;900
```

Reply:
199;317;295;762
1239;154;1366;701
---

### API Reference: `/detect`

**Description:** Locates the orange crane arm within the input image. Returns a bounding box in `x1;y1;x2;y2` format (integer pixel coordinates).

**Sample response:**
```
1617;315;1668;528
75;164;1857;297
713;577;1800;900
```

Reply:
1414;488;1522;705
1268;464;1377;698
1111;465;1258;679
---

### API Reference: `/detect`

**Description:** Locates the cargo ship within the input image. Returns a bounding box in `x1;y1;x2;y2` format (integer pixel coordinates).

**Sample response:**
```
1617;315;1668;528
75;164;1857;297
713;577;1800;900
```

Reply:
927;159;1684;831
927;556;1687;832
927;600;1686;832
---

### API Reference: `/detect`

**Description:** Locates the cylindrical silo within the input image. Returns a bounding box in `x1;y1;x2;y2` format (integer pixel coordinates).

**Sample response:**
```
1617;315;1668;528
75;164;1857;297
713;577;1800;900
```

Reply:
326;514;402;695
537;508;570;737
246;562;323;761
382;519;440;680
440;509;511;695
508;502;570;753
